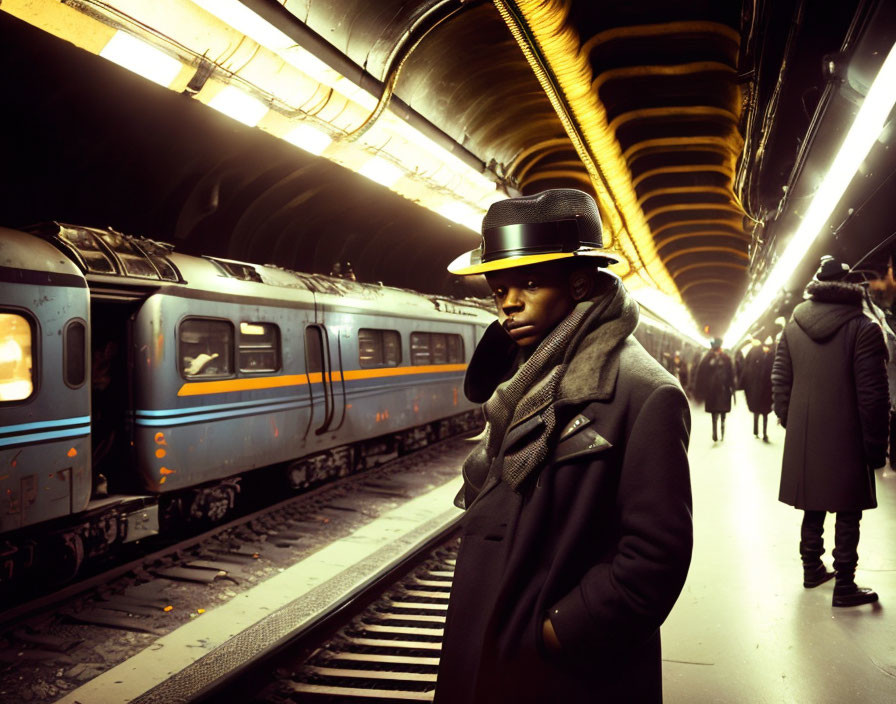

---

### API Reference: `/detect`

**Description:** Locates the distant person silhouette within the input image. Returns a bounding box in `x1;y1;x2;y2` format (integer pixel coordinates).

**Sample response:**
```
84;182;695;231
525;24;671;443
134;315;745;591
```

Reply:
695;338;734;442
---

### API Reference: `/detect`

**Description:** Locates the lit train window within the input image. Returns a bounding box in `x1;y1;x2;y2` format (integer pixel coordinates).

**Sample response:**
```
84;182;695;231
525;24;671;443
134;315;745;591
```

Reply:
64;320;86;388
239;322;280;373
410;332;464;365
358;329;401;368
179;318;234;378
0;312;34;402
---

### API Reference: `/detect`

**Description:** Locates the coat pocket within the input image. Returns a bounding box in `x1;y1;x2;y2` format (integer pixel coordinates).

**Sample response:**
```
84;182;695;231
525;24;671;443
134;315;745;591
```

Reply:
552;427;613;464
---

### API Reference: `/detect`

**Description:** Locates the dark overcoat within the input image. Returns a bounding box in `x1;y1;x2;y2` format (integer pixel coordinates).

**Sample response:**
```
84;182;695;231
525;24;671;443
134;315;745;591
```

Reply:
772;280;889;511
742;345;773;414
695;351;734;413
435;335;693;703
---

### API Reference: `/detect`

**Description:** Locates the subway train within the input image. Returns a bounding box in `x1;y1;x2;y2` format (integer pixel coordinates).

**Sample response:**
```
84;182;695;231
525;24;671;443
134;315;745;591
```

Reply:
0;223;698;587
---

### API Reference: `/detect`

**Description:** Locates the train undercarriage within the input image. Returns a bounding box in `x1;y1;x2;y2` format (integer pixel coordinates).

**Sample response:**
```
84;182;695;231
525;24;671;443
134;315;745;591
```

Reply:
0;409;481;597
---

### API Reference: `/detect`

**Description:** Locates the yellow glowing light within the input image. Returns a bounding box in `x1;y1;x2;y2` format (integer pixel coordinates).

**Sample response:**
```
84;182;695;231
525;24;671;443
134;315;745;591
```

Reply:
283;124;333;155
437;202;483;233
208;86;269;127
724;40;896;347
99;31;182;87
359;157;404;187
630;287;707;347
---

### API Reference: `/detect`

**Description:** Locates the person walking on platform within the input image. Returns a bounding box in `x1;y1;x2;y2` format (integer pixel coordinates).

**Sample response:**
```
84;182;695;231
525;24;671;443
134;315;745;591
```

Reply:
772;255;889;607
671;350;689;392
695;338;735;442
743;337;774;441
437;189;693;703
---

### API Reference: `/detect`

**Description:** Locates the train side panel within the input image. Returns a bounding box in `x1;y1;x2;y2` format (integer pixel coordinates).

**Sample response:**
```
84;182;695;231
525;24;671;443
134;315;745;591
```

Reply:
132;291;317;492
0;230;91;531
314;305;485;448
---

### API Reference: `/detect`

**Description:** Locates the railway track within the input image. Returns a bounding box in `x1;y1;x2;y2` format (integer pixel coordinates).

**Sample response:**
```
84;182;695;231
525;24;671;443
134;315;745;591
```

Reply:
202;536;459;703
0;437;472;704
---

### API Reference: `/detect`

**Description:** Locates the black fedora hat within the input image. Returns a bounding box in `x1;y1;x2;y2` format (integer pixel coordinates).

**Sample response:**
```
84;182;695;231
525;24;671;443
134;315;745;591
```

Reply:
447;188;619;275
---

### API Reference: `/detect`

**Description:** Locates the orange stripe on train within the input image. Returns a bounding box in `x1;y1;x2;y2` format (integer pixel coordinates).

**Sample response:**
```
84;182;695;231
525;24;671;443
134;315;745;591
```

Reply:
177;364;468;397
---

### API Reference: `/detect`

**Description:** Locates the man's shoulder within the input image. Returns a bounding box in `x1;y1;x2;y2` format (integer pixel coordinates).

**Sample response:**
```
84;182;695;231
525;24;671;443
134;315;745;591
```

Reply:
618;338;683;400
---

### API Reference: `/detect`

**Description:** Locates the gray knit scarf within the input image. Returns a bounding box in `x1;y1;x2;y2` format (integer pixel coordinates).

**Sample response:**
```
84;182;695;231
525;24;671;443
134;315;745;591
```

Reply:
463;276;639;494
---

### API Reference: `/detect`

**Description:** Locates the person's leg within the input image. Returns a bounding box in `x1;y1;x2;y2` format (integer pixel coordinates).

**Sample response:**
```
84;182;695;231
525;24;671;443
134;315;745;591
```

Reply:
711;412;718;442
762;413;769;441
832;510;877;605
720;412;726;440
800;510;832;587
753;413;758;436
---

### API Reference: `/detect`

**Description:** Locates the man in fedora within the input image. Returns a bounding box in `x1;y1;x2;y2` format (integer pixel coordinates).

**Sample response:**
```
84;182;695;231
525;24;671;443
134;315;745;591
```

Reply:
435;189;693;703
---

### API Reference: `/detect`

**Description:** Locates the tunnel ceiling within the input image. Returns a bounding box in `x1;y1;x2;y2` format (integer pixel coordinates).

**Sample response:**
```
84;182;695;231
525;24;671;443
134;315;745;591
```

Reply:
284;0;754;329
0;0;874;332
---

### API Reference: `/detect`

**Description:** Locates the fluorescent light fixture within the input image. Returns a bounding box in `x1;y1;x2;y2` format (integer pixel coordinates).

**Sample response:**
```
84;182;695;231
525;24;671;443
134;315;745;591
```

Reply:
630;287;707;347
208;86;269;127
724;40;896;348
189;0;294;50
99;31;182;87
437;202;483;232
359;157;404;187
284;124;333;155
190;0;374;107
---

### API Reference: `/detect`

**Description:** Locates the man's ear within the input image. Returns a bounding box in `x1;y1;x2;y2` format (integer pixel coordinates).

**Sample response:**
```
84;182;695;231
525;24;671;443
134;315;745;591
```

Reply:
569;269;593;301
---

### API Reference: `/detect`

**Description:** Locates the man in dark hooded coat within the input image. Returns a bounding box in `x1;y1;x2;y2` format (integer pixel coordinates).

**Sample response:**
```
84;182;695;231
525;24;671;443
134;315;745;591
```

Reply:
743;338;774;441
436;189;693;703
772;256;889;606
695;339;734;441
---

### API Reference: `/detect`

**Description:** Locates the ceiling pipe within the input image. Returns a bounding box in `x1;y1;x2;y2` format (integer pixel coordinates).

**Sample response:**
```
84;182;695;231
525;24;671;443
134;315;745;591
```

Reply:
236;0;492;178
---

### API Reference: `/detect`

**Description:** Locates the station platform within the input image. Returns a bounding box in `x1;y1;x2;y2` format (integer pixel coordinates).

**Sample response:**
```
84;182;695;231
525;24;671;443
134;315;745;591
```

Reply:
663;394;896;703
46;399;896;703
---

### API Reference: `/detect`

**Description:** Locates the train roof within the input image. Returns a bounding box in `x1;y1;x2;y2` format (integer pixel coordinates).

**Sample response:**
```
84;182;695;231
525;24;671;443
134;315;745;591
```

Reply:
20;223;495;323
0;226;85;282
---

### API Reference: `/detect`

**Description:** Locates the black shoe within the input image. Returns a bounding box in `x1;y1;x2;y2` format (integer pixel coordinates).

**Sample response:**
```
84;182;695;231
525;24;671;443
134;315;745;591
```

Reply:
832;585;879;607
763;435;770;443
803;564;835;588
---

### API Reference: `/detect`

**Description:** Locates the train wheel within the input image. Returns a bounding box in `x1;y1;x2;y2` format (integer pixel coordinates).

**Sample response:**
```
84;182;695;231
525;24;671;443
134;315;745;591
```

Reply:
43;531;84;585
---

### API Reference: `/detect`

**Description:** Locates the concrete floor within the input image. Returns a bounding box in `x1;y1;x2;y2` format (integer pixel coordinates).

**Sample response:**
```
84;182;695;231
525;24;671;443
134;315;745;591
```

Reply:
662;394;896;703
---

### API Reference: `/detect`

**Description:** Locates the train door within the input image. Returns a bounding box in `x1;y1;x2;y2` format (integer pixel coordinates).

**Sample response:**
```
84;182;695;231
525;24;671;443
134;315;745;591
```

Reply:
304;324;346;435
90;297;142;494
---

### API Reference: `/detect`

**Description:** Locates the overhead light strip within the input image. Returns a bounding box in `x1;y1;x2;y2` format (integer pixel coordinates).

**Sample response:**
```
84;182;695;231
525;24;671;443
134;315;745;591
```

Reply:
724;40;896;347
4;0;501;234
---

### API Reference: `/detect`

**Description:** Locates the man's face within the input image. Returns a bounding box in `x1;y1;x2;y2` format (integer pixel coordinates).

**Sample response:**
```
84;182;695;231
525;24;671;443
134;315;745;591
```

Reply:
485;262;577;348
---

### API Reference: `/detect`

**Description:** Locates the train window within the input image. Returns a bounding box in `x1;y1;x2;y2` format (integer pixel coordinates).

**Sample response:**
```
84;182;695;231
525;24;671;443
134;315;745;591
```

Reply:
99;232;158;278
205;257;264;283
305;326;324;374
358;329;401;368
64;320;86;388
0;312;34;402
410;332;464;366
383;330;401;366
410;332;431;366
431;333;448;364
55;227;117;274
179;318;234;378
239;322;280;373
446;334;465;363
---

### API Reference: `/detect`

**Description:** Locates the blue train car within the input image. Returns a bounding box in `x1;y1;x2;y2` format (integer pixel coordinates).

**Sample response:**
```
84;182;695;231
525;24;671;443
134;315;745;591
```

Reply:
0;229;91;537
0;223;491;582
